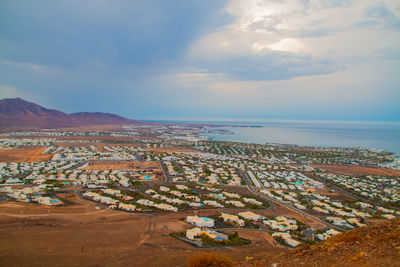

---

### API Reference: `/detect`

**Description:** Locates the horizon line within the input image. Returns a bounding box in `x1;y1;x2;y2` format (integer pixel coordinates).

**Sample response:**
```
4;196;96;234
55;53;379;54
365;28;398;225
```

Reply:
140;117;400;125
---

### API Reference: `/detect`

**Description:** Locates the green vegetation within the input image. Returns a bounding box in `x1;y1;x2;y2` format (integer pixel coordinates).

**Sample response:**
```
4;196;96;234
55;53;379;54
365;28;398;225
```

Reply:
200;231;250;247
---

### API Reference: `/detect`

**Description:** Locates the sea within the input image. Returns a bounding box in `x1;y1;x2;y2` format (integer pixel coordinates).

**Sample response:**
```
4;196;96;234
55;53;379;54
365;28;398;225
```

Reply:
149;120;400;155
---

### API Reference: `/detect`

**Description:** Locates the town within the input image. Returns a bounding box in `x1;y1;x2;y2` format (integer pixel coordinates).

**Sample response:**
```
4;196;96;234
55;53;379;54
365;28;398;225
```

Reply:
1;126;399;251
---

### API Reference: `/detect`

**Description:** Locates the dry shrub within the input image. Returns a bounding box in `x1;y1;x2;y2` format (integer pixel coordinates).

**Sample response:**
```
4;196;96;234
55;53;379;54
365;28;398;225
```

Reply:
188;252;235;267
330;230;360;243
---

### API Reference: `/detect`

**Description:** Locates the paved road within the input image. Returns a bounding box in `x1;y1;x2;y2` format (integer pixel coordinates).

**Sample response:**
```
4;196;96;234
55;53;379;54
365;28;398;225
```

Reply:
241;184;276;210
66;161;88;171
305;171;380;215
256;222;267;231
302;229;316;240
214;227;266;232
159;160;171;185
306;171;370;202
240;170;345;232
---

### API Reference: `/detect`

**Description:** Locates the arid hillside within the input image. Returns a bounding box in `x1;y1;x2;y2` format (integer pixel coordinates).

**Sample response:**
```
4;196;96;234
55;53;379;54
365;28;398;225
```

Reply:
0;97;142;129
244;219;400;267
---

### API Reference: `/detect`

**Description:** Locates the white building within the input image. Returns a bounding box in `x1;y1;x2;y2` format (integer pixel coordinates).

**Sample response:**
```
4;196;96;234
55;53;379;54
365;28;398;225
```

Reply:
186;216;215;227
238;211;263;221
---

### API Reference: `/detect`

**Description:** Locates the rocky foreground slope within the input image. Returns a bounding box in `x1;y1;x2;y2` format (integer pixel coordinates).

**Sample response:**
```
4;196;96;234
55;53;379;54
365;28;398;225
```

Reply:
244;219;400;267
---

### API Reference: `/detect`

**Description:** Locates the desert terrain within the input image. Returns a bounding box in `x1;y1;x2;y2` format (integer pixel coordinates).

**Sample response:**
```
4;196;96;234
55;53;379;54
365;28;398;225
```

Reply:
84;161;162;171
312;165;400;176
0;146;53;163
245;219;400;267
0;193;288;266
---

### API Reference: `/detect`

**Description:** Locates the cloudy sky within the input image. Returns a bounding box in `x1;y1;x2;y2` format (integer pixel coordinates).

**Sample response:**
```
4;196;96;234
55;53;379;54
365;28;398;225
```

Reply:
1;0;399;122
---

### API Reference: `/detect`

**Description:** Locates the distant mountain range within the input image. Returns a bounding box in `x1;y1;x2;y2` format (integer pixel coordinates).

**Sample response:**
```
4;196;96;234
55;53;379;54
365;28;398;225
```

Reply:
0;98;142;129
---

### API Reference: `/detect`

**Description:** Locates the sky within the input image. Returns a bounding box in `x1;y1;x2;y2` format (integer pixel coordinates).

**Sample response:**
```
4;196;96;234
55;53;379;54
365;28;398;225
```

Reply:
1;0;399;122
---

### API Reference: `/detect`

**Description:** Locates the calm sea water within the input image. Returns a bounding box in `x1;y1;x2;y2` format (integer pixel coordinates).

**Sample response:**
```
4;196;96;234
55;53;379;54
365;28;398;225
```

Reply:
150;120;400;155
203;121;400;155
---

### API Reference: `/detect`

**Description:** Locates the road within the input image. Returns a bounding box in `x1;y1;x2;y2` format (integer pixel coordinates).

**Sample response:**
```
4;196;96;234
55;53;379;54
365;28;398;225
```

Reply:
305;172;381;216
158;160;171;185
307;172;371;202
66;161;88;171
240;170;346;231
214;226;267;232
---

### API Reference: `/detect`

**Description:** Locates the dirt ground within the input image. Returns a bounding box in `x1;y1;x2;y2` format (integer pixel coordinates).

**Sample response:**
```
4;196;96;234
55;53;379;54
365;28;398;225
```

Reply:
312;165;400;176
0;194;288;267
84;161;161;171
245;219;400;267
0;146;52;163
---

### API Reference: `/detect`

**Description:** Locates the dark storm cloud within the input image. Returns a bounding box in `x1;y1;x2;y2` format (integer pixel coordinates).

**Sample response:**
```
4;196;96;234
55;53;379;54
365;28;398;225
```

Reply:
0;0;399;121
0;0;231;114
0;0;230;68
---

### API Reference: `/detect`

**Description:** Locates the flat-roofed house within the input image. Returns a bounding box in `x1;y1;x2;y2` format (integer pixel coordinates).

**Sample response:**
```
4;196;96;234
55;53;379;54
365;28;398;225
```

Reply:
220;213;245;226
186;227;201;240
186;216;215;227
238;211;263;221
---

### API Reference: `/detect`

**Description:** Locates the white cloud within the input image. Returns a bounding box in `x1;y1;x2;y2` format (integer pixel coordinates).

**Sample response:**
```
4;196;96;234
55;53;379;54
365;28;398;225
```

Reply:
1;0;398;120
155;70;227;89
132;0;400;120
0;85;20;98
0;84;45;104
187;0;400;66
0;60;57;74
267;38;305;53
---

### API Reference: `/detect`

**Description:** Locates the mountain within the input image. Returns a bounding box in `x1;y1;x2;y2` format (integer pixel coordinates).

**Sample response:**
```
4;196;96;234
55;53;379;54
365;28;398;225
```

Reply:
243;219;400;267
70;112;136;125
0;98;141;129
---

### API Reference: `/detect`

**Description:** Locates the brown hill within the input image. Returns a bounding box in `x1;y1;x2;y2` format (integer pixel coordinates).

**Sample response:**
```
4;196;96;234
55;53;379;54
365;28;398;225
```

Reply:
70;112;136;125
0;98;142;129
244;219;400;267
